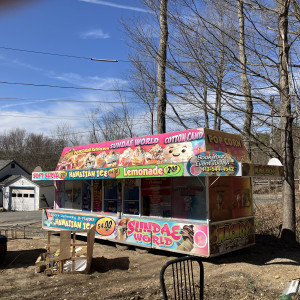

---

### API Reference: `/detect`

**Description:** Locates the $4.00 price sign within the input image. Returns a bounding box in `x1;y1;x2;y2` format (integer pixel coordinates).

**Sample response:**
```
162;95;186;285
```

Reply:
96;217;116;236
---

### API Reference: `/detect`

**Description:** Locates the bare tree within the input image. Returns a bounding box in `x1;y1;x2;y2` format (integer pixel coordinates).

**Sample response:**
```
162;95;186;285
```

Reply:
278;0;296;242
127;54;158;135
122;0;300;241
238;0;253;157
157;0;169;133
50;122;83;146
88;97;136;142
0;128;64;171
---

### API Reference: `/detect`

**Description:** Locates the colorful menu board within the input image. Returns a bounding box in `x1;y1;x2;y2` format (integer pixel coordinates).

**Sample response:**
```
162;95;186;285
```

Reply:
55;128;205;171
42;209;209;256
32;128;283;182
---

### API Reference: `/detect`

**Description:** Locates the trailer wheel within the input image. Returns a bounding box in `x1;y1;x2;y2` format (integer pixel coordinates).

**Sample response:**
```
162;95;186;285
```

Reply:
115;243;129;251
135;246;151;254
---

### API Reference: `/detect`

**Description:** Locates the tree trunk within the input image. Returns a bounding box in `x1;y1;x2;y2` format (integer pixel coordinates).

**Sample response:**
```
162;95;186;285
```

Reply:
270;95;275;148
157;0;168;134
278;0;296;242
214;50;224;130
214;84;222;130
199;69;209;128
238;0;253;159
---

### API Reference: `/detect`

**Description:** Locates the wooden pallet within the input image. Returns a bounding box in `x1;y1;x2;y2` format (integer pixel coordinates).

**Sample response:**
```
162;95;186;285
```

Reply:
43;226;95;275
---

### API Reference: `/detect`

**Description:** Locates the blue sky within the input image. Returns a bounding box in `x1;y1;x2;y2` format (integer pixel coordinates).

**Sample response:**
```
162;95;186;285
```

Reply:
0;0;150;137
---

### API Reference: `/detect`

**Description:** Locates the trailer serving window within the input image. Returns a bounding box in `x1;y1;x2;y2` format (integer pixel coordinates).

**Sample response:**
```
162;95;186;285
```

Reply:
141;178;171;218
56;181;82;210
103;181;118;213
123;179;140;215
172;177;206;220
92;180;103;212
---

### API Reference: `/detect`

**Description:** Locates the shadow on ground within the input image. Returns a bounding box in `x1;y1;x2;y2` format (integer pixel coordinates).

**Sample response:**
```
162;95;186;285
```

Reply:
0;248;46;270
107;234;300;268
91;256;130;273
206;234;300;267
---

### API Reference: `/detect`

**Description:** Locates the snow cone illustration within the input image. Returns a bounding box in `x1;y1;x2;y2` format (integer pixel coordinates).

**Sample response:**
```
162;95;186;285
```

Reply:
177;225;194;252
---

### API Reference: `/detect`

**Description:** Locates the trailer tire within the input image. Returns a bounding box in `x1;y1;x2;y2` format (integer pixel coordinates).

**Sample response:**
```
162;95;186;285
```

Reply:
115;243;129;251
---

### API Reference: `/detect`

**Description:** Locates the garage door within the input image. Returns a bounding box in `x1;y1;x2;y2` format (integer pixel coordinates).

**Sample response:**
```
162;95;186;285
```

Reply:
11;188;35;211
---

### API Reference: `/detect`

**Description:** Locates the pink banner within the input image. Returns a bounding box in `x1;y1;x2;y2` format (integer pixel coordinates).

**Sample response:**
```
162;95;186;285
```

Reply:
56;128;205;170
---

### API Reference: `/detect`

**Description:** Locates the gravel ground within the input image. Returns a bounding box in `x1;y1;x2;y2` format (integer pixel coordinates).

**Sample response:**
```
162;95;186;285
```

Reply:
0;203;299;300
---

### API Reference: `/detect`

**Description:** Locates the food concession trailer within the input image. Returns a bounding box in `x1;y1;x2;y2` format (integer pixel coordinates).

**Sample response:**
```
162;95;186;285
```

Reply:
32;128;283;257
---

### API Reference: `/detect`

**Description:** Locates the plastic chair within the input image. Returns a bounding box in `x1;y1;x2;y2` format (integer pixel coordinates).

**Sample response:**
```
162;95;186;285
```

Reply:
160;256;204;300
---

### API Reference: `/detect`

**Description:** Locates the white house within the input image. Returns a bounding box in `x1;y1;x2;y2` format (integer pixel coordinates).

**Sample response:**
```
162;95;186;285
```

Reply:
0;160;54;211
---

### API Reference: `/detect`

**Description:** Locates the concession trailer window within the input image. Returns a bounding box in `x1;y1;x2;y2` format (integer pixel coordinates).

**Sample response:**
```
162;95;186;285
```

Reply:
123;179;140;215
103;180;118;213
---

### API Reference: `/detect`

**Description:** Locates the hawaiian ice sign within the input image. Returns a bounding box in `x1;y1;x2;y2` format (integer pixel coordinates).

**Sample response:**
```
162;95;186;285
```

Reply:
187;151;239;176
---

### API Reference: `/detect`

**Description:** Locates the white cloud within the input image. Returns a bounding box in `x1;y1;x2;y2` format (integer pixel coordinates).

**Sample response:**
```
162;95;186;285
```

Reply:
0;55;43;72
50;72;128;90
0;100;48;109
80;29;110;39
0;101;91;136
79;0;150;13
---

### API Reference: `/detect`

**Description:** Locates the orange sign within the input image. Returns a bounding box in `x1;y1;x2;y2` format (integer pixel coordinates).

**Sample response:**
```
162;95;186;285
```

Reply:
95;217;116;236
108;168;120;178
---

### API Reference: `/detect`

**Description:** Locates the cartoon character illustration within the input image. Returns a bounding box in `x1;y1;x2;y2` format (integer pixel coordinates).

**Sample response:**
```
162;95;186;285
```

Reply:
163;143;193;163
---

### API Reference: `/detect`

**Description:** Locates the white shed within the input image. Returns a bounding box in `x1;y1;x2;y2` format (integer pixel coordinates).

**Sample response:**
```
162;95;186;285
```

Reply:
2;175;54;211
0;160;30;207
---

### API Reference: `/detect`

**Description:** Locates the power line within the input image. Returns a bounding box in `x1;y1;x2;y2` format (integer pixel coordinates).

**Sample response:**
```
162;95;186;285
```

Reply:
0;45;175;63
0;45;119;62
0;113;157;121
0;45;132;63
0;96;208;105
0;113;89;120
0;97;147;104
0;80;133;93
0;45;228;64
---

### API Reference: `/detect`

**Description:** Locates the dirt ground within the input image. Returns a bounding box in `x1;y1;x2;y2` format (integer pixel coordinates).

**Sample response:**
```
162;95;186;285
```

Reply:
0;205;300;300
